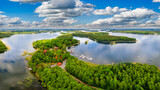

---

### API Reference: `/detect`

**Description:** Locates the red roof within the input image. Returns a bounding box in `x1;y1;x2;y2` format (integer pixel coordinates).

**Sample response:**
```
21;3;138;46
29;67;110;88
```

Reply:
43;50;47;53
54;47;58;50
57;62;62;66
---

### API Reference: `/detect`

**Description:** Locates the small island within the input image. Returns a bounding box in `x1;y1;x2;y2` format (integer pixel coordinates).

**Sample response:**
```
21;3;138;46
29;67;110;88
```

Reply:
72;32;136;44
0;40;8;53
112;30;160;35
0;32;13;53
26;34;160;90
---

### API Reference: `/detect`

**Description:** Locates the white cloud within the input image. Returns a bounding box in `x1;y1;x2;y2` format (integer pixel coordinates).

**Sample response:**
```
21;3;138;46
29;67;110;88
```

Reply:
0;11;4;14
63;19;77;24
90;8;157;26
153;0;160;2
7;17;22;24
0;13;31;27
10;0;48;3
93;6;128;15
6;0;160;29
35;0;94;25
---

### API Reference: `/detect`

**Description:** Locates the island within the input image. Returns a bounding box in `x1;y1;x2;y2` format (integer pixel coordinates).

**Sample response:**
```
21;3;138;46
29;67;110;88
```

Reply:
72;32;136;44
0;32;13;38
0;32;13;53
112;30;160;35
0;40;8;53
26;34;160;90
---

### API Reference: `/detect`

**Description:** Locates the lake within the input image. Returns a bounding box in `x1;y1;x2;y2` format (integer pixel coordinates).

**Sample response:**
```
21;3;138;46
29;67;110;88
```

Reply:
0;32;160;90
0;32;60;90
71;32;160;67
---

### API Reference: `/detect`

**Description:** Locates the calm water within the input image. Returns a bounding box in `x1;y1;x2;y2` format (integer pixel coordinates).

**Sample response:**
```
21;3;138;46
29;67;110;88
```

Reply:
1;32;160;90
71;33;160;67
0;33;60;90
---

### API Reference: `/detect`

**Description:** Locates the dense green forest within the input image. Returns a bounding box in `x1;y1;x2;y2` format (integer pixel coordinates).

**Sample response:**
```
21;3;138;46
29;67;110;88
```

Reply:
112;30;160;35
0;32;13;38
0;32;13;53
36;66;94;90
66;56;160;89
72;32;136;44
0;40;8;53
28;34;160;90
28;34;96;89
30;34;79;71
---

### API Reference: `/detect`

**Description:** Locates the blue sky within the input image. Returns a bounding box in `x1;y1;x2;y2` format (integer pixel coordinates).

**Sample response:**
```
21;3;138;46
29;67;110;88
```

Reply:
1;0;160;29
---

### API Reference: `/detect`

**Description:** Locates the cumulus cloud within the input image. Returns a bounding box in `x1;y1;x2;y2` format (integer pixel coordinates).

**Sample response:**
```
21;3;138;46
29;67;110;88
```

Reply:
93;6;128;15
0;11;4;14
7;17;22;24
140;17;160;27
153;0;160;2
0;12;33;28
90;8;157;27
35;0;94;25
10;0;48;3
6;0;160;29
63;19;77;24
5;0;95;29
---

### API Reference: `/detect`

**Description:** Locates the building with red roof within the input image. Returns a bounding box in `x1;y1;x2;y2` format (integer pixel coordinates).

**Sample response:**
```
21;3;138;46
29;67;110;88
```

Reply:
57;62;62;66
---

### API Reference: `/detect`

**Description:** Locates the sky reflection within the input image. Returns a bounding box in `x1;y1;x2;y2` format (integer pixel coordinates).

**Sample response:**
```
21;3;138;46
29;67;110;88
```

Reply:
72;33;160;67
0;32;60;90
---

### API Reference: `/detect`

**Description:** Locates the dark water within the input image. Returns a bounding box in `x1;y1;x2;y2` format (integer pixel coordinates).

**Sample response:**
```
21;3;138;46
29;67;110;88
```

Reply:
71;33;160;67
0;33;60;90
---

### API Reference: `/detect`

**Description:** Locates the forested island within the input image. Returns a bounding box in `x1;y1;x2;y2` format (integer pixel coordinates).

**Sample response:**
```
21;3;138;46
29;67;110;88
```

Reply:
72;32;136;44
112;30;160;35
27;34;160;90
0;32;13;53
0;40;8;53
28;34;95;89
0;32;13;38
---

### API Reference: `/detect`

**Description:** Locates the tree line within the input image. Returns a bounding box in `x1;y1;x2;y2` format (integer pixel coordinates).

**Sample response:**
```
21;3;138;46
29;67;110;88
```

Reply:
0;40;7;53
72;32;136;44
66;56;160;90
29;33;160;90
28;34;95;89
0;32;13;38
36;65;95;90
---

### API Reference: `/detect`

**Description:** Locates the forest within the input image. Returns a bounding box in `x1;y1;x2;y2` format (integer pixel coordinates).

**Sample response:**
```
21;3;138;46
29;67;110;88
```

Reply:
72;32;136;44
0;40;8;53
28;34;160;90
0;32;13;53
112;30;160;35
29;34;79;71
0;32;13;38
27;34;96;89
36;65;94;90
66;56;160;90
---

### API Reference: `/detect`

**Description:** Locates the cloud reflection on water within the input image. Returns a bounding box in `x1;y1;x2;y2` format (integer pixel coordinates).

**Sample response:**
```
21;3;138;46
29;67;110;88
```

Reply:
72;33;160;67
0;32;60;90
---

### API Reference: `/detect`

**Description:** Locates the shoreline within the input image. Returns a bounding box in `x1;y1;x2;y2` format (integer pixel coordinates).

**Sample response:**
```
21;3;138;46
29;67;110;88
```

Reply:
25;33;160;89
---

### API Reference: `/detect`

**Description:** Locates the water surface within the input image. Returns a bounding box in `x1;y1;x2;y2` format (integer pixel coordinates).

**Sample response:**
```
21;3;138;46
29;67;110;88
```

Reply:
71;33;160;67
0;33;60;90
1;32;160;90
